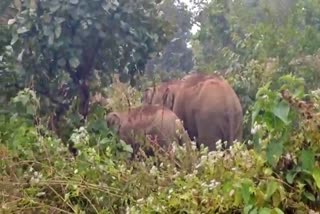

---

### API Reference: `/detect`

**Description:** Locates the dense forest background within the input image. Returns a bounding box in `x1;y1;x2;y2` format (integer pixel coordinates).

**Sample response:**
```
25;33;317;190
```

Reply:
1;0;320;213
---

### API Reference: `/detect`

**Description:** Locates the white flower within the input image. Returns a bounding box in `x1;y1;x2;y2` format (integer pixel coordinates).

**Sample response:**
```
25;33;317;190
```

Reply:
251;122;262;134
30;177;40;185
191;145;197;151
79;126;86;132
147;196;154;203
216;140;222;150
223;140;228;148
36;192;46;197
7;18;16;25
29;167;34;173
247;140;253;146
200;155;208;162
285;153;292;160
137;198;144;203
150;166;158;175
169;188;174;194
172;171;180;179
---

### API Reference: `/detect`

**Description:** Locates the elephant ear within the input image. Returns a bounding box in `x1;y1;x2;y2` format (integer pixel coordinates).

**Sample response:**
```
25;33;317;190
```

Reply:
162;87;175;110
106;112;121;133
141;88;154;104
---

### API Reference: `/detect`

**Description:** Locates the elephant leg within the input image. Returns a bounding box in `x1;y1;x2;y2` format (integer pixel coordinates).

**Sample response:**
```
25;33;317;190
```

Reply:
195;113;224;151
185;126;197;142
177;111;198;145
196;128;223;151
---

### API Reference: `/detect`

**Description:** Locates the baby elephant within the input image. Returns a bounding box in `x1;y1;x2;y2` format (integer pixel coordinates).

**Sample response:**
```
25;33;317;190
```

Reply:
106;105;191;158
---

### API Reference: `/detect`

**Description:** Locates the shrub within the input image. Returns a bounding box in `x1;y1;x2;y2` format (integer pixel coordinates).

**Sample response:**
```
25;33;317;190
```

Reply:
2;81;320;213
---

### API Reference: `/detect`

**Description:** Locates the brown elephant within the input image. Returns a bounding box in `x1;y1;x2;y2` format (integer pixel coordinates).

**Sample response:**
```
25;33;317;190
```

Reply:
142;72;221;105
180;72;221;83
141;73;243;151
142;80;180;106
106;105;191;157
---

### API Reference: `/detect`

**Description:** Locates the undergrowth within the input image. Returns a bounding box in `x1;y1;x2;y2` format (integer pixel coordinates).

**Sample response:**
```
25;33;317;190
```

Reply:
1;74;320;213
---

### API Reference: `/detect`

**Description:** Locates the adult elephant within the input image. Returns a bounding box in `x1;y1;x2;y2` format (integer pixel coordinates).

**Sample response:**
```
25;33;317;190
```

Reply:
106;105;191;157
142;73;243;151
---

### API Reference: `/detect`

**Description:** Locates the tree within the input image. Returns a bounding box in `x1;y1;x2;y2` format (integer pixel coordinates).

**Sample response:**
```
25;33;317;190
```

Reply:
145;0;194;77
4;0;174;133
191;0;299;70
191;0;320;139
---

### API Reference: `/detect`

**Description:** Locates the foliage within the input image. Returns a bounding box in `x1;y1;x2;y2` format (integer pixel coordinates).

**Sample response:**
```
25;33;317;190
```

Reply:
191;0;320;139
101;77;143;112
2;82;320;213
0;0;11;16
145;0;194;75
2;0;174;136
2;0;320;213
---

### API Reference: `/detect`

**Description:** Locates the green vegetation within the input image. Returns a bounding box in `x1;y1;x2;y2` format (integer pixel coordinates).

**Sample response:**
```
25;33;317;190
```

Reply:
1;0;320;213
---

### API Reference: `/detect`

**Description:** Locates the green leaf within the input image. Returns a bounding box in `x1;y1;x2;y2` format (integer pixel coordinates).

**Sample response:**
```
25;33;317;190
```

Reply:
10;34;18;45
17;26;29;34
55;25;62;38
244;205;257;214
17;49;24;62
300;150;315;172
266;141;283;167
241;182;251;204
99;138;109;145
271;100;290;125
50;4;60;13
48;34;54;46
274;208;284;214
234;189;242;206
69;57;80;68
312;168;320;190
285;171;299;184
120;140;133;153
102;2;110;12
265;181;278;200
18;95;29;106
244;205;253;214
303;191;315;202
26;105;36;115
259;207;272;214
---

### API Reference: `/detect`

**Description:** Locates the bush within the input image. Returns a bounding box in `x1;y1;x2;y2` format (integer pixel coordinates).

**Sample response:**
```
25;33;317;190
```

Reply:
2;0;320;213
2;82;320;213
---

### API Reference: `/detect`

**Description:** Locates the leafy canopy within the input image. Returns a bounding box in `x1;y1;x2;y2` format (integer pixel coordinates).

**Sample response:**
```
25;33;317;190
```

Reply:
5;0;174;120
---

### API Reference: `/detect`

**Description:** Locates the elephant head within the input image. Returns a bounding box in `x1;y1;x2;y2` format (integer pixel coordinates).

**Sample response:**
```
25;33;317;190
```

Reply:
106;112;123;133
162;87;176;110
105;105;192;158
141;80;180;105
141;88;154;105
